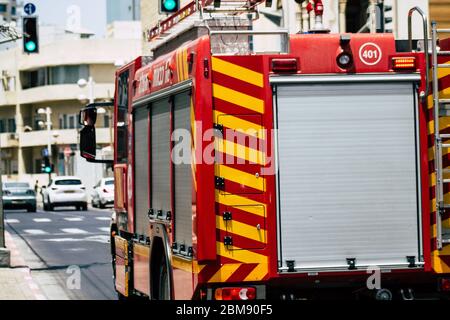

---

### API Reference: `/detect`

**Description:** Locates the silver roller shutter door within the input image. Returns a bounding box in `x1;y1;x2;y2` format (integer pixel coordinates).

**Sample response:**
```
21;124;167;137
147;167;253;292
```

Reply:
151;100;171;215
134;107;150;236
275;81;421;271
173;92;192;247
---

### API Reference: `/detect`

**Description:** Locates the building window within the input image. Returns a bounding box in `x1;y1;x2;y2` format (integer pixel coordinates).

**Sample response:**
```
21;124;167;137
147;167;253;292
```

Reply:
104;114;110;128
0;4;6;12
0;119;5;133
11;6;16;15
21;65;90;89
7;118;16;133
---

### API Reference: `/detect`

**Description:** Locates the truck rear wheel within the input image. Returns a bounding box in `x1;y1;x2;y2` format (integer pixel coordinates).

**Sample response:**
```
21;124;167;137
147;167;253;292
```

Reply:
158;254;170;300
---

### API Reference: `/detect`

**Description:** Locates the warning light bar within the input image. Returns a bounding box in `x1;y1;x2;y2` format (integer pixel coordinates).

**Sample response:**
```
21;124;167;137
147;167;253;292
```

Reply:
392;57;416;70
271;58;299;73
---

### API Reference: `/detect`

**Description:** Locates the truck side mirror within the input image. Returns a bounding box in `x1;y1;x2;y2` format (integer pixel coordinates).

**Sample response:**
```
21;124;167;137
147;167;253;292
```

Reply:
79;102;114;164
80;125;97;160
79;107;97;126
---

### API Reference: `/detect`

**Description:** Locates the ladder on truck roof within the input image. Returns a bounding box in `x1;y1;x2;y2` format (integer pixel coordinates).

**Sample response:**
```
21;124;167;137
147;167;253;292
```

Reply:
147;0;265;52
430;19;450;250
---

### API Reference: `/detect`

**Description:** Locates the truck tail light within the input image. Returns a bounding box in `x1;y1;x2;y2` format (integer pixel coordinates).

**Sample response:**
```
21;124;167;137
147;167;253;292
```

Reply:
392;57;416;70
271;58;298;73
214;287;256;300
441;278;450;292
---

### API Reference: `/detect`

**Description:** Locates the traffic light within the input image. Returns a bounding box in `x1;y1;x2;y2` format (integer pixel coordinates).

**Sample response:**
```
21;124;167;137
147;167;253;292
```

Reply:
22;16;39;54
375;1;393;33
159;0;179;13
41;155;53;174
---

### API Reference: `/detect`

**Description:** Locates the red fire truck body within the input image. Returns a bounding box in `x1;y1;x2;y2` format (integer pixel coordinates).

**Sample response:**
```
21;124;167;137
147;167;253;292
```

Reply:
92;23;450;300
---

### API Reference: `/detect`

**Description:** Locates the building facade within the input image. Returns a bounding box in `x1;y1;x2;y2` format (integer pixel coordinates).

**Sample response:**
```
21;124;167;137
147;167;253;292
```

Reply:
0;33;141;188
0;0;19;24
107;0;141;24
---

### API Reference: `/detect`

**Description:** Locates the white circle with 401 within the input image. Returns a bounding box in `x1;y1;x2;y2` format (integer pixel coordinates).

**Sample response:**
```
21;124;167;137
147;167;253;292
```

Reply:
359;42;382;66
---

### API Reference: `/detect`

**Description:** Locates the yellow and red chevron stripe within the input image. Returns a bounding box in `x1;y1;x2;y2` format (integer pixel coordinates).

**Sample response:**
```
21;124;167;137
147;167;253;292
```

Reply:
197;56;269;283
428;56;450;273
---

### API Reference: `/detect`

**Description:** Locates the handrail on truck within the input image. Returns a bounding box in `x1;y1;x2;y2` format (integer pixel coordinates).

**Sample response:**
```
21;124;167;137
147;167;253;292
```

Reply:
408;6;429;98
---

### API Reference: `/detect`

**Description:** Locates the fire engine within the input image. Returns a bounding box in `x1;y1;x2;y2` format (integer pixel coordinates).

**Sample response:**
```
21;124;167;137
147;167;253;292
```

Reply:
79;0;450;300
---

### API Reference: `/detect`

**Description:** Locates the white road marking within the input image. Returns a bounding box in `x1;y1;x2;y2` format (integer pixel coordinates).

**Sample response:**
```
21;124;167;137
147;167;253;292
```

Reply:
63;248;87;252
95;217;111;221
98;227;110;232
23;229;48;235
33;218;51;223
43;235;109;244
5;219;20;224
64;217;84;222
42;238;79;242
60;228;89;234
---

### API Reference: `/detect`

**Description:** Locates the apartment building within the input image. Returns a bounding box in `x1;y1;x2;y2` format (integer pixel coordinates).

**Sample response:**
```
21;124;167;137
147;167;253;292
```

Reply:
0;32;141;187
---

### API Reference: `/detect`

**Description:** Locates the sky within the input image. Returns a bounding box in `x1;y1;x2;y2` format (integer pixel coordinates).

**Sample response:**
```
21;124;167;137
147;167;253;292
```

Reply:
28;0;107;37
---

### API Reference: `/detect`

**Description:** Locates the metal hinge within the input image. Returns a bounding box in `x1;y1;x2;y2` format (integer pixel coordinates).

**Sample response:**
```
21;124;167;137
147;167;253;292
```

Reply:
215;176;225;188
213;123;223;132
223;236;233;246
223;211;232;221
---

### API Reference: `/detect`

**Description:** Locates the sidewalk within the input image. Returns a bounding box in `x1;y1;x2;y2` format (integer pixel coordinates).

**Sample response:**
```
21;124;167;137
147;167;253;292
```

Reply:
0;231;46;300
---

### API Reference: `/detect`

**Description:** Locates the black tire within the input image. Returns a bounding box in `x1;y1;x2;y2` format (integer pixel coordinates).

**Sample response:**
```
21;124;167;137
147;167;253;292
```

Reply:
48;203;54;211
158;254;170;300
82;203;88;211
99;201;105;209
27;206;36;213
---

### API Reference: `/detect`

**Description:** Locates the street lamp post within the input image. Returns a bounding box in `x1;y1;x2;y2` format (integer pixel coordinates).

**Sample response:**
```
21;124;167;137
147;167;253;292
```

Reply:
77;76;95;104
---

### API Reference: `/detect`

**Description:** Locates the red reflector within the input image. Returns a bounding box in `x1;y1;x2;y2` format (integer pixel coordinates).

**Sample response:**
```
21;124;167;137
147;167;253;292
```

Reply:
392;57;416;70
441;279;450;292
271;58;298;73
215;287;256;300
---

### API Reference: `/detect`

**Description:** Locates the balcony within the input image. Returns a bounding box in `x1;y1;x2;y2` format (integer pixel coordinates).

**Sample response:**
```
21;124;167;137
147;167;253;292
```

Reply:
18;83;115;105
0;132;19;148
19;128;113;148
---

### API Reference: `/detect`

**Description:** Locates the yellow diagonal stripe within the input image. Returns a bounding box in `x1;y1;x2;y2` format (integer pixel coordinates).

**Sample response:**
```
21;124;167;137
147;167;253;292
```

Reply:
216;242;268;281
211;57;264;88
216;216;266;244
214;111;265;139
208;263;242;283
215;164;265;192
215;190;266;217
213;84;264;114
215;138;265;165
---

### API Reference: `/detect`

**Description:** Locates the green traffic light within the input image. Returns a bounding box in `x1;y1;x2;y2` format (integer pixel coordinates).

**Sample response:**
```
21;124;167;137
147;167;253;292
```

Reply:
163;0;176;11
25;41;36;52
44;167;51;173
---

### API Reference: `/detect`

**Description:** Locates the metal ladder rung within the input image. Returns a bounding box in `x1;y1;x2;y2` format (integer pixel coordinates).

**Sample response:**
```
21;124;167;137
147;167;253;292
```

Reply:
437;29;450;33
443;179;450;183
438;51;450;56
441;204;450;209
441;99;450;105
441;143;450;148
443;239;450;244
440;134;450;138
438;64;450;68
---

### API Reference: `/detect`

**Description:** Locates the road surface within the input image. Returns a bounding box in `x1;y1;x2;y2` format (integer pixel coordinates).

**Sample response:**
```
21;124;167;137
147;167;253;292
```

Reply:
4;206;117;300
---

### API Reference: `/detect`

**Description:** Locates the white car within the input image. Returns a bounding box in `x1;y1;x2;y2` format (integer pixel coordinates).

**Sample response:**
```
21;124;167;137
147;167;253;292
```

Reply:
42;176;88;211
91;178;114;209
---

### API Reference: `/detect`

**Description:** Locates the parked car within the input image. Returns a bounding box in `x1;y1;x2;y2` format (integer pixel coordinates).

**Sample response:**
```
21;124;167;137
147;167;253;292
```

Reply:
2;182;36;212
42;176;88;211
92;178;114;208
